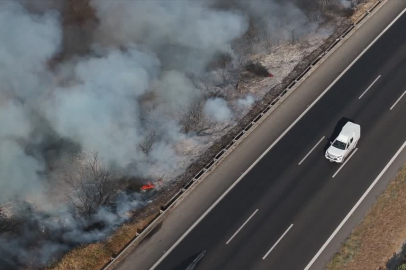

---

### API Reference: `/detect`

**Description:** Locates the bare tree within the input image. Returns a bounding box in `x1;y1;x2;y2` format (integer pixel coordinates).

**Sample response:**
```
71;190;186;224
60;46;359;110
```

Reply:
0;201;38;234
202;79;223;98
244;22;260;48
231;52;249;84
64;152;118;216
139;128;160;155
262;25;276;53
317;0;331;10
215;53;235;85
186;72;226;99
137;108;162;155
289;27;298;44
179;99;212;136
243;33;255;53
305;8;323;22
298;0;336;21
185;72;200;90
0;203;23;233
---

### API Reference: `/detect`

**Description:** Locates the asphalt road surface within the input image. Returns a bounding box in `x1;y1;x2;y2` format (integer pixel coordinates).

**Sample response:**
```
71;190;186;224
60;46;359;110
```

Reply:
149;6;406;270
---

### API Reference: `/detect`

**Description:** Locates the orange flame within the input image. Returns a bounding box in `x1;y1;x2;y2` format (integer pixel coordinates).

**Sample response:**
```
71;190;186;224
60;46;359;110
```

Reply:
141;182;155;190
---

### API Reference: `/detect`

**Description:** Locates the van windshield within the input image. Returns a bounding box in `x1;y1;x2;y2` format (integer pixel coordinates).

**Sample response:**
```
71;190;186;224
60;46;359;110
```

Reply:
332;140;346;150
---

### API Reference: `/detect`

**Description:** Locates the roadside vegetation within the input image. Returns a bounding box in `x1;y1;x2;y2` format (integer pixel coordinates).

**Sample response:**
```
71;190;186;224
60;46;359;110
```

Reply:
324;163;406;270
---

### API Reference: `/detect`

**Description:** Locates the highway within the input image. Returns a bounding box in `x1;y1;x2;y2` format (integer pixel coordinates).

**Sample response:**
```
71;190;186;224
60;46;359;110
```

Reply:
151;6;406;270
113;2;406;270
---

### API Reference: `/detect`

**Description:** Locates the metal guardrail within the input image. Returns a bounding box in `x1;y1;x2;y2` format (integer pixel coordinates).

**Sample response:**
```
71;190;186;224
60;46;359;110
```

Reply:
101;1;384;269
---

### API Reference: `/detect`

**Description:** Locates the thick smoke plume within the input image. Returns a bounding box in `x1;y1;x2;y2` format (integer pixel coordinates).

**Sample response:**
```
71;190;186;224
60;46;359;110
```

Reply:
0;0;353;268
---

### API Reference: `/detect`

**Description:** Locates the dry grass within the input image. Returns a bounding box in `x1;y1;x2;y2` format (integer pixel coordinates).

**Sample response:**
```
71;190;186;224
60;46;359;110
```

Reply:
46;244;110;270
351;0;381;23
324;165;406;270
106;214;156;255
46;214;158;270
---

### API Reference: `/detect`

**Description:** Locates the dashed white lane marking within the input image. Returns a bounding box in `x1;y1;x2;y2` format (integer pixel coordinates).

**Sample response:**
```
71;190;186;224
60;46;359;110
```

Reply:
226;209;259;245
262;224;294;260
390;89;406;110
358;75;381;99
299;136;326;165
332;148;358;178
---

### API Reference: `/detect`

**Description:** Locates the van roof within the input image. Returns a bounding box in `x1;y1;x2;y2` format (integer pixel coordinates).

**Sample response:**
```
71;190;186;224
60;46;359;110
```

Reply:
337;122;360;142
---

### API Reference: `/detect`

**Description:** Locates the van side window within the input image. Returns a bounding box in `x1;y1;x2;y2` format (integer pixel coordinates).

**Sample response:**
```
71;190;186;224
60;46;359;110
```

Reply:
350;138;353;143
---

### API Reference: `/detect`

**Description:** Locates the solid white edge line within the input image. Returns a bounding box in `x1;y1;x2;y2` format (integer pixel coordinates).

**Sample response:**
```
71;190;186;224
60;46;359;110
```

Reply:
226;209;259;245
150;7;406;270
262;224;294;260
390;89;406;110
304;141;406;270
299;136;326;165
332;148;358;178
358;75;381;99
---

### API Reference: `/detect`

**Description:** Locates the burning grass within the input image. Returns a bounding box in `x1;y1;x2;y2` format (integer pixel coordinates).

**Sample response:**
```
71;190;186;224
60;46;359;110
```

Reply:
140;182;155;191
324;164;406;270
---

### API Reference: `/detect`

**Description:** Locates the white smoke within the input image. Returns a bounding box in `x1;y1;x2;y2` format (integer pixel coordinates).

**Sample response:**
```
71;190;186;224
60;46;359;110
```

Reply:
340;0;353;9
90;0;248;72
0;1;60;204
0;140;45;203
204;98;232;122
237;95;255;108
157;70;201;112
242;0;318;40
45;47;161;167
0;1;60;99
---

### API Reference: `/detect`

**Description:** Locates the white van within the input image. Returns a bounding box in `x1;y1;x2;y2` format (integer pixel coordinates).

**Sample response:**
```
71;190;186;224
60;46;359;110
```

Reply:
325;122;361;163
